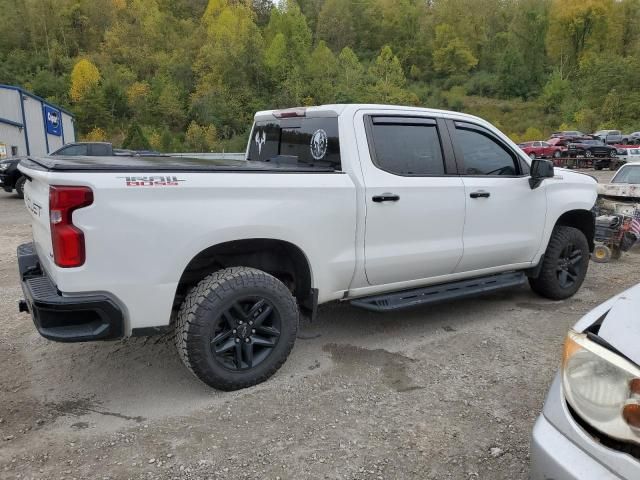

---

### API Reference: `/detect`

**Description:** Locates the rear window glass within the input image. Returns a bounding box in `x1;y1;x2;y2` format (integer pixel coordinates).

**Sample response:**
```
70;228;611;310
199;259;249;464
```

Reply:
247;117;341;170
612;166;640;184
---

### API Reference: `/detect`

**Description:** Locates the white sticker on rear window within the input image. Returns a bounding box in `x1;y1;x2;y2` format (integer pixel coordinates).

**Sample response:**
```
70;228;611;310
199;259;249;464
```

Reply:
310;129;328;160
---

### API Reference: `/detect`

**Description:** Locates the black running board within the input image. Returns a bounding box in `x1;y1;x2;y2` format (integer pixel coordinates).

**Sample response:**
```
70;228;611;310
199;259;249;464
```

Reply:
350;271;526;312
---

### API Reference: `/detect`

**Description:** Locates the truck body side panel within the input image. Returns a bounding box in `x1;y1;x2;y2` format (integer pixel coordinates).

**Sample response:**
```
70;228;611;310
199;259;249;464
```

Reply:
21;169;357;334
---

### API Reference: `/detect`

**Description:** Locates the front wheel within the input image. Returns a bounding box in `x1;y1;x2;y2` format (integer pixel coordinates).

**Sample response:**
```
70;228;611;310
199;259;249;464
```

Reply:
529;226;590;300
174;267;299;390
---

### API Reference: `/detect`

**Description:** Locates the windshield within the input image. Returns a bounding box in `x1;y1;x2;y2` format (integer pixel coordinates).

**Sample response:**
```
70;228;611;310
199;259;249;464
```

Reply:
246;117;341;170
612;166;640;184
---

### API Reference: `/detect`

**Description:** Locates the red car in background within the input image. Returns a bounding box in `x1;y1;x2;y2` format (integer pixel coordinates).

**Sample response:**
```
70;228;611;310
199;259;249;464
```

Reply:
517;140;565;160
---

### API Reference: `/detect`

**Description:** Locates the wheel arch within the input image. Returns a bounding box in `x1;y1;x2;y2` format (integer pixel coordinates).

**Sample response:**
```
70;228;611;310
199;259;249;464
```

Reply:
554;209;595;252
173;238;316;318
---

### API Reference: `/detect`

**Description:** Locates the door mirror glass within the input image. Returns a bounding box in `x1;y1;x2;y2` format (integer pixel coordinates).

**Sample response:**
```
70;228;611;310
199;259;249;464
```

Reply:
529;159;554;189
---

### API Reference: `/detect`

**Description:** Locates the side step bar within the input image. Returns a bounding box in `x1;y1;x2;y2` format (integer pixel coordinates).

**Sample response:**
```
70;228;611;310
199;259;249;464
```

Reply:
350;271;526;312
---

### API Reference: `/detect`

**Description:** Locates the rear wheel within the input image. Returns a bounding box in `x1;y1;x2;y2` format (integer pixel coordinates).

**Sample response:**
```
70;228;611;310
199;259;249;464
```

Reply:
174;267;299;390
529;226;590;300
14;176;26;199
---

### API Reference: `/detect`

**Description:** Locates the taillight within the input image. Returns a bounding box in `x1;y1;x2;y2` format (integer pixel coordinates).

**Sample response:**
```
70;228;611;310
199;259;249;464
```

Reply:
49;186;93;268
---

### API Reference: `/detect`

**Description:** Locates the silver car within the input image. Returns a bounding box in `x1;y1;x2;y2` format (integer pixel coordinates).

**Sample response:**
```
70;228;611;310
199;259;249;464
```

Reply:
531;283;640;479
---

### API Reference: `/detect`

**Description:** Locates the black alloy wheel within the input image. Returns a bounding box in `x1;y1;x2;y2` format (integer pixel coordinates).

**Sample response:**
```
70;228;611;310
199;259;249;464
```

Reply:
175;267;299;391
529;226;589;300
211;297;281;370
556;243;582;289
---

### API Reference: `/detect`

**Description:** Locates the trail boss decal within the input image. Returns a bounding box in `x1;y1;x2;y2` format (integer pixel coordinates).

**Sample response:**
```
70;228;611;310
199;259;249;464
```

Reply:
119;176;185;187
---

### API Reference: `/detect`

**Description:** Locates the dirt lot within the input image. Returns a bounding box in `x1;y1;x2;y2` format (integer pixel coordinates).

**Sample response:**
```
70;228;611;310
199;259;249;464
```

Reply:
1;169;638;480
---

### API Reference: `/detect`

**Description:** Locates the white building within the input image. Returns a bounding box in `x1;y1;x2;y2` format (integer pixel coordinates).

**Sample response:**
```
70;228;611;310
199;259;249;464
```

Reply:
0;84;76;159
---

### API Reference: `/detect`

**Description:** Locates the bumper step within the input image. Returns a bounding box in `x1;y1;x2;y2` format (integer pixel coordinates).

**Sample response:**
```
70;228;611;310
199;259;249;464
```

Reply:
17;242;124;342
350;271;527;312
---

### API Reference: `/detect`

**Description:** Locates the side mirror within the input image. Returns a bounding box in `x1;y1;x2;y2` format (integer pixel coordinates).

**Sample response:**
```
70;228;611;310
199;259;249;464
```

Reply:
529;159;554;189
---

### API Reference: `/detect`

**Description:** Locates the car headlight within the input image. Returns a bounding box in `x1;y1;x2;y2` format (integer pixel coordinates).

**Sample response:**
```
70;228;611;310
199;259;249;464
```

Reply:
0;163;9;171
563;330;640;444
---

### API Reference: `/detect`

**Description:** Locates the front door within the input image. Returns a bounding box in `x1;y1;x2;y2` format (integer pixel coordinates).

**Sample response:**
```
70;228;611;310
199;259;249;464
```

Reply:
447;120;547;273
360;115;466;286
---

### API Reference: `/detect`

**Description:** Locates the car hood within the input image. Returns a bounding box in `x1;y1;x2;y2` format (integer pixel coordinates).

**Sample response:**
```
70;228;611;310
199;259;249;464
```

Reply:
574;283;640;366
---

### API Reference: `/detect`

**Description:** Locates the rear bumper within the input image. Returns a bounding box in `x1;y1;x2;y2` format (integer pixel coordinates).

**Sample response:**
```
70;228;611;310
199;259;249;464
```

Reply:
17;242;124;342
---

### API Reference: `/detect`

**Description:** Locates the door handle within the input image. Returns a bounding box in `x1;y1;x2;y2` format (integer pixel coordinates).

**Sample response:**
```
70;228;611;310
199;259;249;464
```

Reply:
470;191;490;199
372;193;400;203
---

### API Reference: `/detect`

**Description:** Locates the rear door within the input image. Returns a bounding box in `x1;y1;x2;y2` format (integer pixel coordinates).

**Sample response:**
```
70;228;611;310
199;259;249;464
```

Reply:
447;120;547;273
360;115;466;285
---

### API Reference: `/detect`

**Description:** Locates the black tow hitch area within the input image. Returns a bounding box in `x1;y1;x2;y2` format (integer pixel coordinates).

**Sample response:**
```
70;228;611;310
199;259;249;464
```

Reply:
18;300;29;313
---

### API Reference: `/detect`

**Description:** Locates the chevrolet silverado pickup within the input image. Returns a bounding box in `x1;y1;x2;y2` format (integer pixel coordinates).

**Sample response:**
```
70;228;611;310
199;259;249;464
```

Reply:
16;104;598;390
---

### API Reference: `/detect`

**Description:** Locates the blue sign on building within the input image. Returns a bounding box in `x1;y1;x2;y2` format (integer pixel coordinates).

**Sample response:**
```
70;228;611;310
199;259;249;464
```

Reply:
44;105;62;136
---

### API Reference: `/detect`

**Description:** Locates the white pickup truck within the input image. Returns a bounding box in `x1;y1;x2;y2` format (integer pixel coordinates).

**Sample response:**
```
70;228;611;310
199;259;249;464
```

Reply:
17;104;597;390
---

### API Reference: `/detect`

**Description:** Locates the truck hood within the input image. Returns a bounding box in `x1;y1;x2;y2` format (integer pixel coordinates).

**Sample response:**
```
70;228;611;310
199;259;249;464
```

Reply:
573;283;640;366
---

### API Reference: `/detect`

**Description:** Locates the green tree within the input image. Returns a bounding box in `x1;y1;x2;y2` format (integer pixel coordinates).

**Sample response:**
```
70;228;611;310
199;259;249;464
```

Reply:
368;45;418;105
540;72;571;113
316;0;355;52
305;41;338;104
122;121;151;150
432;24;478;76
335;47;366;102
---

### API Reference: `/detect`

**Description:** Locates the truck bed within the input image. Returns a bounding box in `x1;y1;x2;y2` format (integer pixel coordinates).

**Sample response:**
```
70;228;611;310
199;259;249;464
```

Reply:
19;155;337;173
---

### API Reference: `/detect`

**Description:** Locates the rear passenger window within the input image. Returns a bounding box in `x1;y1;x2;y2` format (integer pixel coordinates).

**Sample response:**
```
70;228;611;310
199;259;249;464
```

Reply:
368;118;445;176
455;127;519;176
91;144;111;156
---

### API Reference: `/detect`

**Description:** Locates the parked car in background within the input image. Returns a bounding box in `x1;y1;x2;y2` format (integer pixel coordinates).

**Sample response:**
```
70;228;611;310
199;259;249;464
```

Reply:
592;130;629;145
530;283;640;480
611;162;640;184
615;147;640;166
566;139;617;168
550;131;588;141
517;141;564;160
0;158;26;198
50;142;115;156
627;132;640;145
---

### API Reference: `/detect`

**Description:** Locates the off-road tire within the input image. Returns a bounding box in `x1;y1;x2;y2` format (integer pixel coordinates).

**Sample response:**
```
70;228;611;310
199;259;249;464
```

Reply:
529;226;590;300
15;176;26;199
174;267;299;390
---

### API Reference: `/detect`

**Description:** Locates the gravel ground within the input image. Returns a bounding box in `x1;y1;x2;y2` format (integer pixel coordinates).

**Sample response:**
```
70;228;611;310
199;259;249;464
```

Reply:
1;169;639;480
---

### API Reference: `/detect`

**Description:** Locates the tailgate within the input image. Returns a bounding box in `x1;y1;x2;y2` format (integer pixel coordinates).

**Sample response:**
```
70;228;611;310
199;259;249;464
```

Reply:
20;167;56;279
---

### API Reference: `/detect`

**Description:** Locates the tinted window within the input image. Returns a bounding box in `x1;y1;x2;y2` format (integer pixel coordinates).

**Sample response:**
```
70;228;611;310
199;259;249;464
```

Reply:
369;120;445;176
56;144;88;156
456;128;518;176
91;144;111;156
247;117;340;169
541;142;550;147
